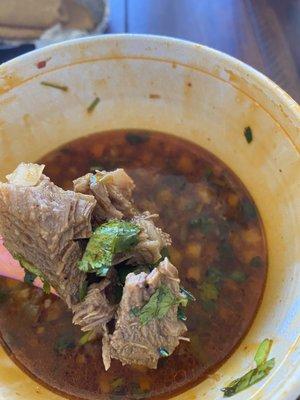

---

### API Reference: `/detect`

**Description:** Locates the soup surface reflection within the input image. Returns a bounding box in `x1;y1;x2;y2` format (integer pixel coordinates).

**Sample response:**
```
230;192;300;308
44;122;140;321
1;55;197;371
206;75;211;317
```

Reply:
0;131;267;399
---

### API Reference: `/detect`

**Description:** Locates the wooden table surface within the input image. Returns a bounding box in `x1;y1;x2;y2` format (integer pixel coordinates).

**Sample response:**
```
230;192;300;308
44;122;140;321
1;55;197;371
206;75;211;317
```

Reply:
0;0;299;102
107;0;300;103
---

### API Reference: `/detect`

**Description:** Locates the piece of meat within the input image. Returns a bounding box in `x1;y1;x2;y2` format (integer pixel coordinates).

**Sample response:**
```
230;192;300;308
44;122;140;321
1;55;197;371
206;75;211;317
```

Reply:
130;212;171;264
108;258;187;369
0;163;96;307
73;169;136;223
0;163;190;371
72;279;116;332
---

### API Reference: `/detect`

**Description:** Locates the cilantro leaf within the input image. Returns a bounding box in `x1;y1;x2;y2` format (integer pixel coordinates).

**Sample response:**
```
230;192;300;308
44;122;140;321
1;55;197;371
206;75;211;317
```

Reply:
55;335;75;353
126;132;150;145
240;198;257;221
221;339;275;397
16;254;51;294
24;270;37;285
43;281;51;294
206;266;224;283
177;307;187;321
132;284;187;326
158;347;169;357
79;330;97;346
78;220;141;276
244;126;253;143
139;285;176;325
110;377;125;391
180;287;196;302
254;339;273;367
250;256;263;268
15;254;41;277
87;96;100;113
189;214;216;235
229;270;247;283
199;281;219;301
222;359;275;397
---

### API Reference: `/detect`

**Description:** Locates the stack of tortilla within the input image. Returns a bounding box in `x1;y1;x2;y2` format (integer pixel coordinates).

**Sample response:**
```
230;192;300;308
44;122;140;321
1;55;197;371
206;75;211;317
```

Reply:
0;0;97;40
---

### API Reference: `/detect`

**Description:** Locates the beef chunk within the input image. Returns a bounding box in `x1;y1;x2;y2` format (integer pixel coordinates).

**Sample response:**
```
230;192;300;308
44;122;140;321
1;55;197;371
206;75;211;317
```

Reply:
107;258;187;369
130;212;171;264
0;164;190;371
0;163;96;307
73;169;135;222
72;279;116;332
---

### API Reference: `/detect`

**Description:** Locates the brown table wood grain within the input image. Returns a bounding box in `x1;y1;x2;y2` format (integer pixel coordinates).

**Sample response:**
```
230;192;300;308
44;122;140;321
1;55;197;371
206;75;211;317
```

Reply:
108;0;300;102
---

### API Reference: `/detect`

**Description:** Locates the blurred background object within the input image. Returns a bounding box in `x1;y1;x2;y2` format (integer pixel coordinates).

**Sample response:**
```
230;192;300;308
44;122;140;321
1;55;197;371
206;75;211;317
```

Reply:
0;0;299;102
0;0;108;45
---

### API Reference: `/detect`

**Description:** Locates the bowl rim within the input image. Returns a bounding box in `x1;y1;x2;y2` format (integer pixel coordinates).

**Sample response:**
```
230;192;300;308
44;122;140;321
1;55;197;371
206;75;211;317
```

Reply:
1;33;299;123
1;34;299;152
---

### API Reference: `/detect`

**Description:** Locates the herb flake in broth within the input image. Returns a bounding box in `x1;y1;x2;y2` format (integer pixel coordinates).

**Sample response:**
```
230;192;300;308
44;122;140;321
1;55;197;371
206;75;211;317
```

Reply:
221;339;275;397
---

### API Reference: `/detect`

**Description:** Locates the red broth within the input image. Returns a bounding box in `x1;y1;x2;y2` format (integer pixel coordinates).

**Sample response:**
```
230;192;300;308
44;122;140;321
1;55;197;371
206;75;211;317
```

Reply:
0;131;267;400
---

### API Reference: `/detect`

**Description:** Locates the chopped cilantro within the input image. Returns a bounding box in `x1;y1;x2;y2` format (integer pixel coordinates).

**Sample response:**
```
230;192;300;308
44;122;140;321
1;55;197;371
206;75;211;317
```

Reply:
132;284;188;326
40;81;68;91
43;281;51;294
16;254;51;294
206;267;224;284
229;270;247;283
240;199;257;221
131;306;141;317
78;220;141;276
126;132;150;145
199;281;219;301
24;270;37;285
250;256;263;268
218;241;235;260
221;339;275;397
158;347;169;357
189;214;215;235
55;335;75;353
244;126;253;143
177;307;187;321
180;287;196;302
110;377;125;390
87;96;100;113
79;331;96;346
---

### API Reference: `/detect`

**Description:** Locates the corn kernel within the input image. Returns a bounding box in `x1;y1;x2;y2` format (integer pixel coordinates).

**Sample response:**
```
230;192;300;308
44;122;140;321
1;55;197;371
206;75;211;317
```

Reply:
99;374;110;394
187;266;201;281
186;242;202;259
177;155;194;174
243;228;260;244
227;193;239;207
169;247;182;265
36;326;45;335
139;376;151;391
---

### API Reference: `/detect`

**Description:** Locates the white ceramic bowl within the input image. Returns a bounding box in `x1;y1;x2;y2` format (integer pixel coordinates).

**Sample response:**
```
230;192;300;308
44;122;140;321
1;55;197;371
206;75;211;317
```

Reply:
0;35;299;400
